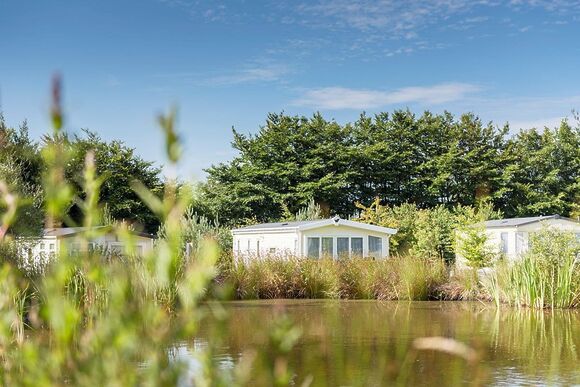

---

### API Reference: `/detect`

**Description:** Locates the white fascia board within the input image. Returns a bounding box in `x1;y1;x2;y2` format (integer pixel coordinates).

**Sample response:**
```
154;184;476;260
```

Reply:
231;227;300;235
232;219;398;235
17;235;57;241
298;219;397;235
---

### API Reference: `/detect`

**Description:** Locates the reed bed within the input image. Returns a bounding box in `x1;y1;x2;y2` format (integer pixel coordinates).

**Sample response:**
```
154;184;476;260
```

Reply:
482;228;580;309
217;255;448;301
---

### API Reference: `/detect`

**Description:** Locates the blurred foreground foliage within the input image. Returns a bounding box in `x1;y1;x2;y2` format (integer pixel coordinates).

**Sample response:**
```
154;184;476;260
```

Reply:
0;88;231;385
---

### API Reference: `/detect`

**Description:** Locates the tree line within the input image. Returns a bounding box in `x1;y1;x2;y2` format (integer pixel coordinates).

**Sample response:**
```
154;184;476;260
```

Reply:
203;110;579;224
1;109;579;236
0;114;163;234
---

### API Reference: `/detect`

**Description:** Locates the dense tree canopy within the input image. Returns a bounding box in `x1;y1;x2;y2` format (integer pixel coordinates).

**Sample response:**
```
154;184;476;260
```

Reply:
0;116;164;234
2;109;579;234
63;130;164;232
500;121;580;217
0;115;44;236
204;110;580;225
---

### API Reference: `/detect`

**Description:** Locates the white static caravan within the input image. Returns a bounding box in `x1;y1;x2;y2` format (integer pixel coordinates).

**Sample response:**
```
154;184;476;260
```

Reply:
456;215;580;265
19;227;155;270
232;216;397;260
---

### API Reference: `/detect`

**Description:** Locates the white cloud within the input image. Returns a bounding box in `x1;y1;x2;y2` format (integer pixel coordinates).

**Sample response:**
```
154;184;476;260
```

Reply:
152;62;291;87
293;83;481;110
507;116;567;130
205;64;290;86
295;0;474;35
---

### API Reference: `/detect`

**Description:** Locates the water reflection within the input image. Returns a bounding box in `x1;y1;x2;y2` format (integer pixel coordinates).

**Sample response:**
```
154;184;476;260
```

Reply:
182;301;580;386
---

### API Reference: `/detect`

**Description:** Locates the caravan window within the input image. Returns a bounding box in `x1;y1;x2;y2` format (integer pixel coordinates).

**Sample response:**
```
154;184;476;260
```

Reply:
337;237;349;259
321;237;333;257
351;238;363;257
500;232;508;253
307;237;320;259
515;232;526;254
369;236;382;258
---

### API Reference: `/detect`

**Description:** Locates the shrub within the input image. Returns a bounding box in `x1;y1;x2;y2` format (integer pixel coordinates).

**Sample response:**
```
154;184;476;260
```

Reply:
455;202;500;268
482;228;580;309
356;200;501;263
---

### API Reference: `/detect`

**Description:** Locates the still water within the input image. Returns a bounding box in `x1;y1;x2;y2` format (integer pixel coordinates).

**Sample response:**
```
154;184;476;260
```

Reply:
183;300;580;386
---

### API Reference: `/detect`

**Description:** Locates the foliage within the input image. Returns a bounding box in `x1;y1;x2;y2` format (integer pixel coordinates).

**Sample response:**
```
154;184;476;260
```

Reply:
0;116;43;236
281;198;324;221
397;255;447;300
482;228;580;309
203;113;354;223
0;86;223;385
204;110;578;226
500;121;580;217
438;269;482;301
220;255;447;301
356;200;500;262
411;205;457;262
0;114;165;234
157;205;233;273
62;129;164;233
455;202;501;268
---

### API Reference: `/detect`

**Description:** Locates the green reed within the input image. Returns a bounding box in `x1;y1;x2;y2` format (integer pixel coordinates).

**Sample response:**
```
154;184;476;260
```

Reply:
482;228;580;309
220;255;448;301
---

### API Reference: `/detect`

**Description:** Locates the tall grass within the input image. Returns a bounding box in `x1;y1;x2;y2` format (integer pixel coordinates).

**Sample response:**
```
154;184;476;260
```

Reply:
0;81;221;385
482;228;580;309
219;255;448;301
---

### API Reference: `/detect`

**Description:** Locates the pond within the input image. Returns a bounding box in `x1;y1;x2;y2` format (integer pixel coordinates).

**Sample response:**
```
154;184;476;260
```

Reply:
180;300;580;386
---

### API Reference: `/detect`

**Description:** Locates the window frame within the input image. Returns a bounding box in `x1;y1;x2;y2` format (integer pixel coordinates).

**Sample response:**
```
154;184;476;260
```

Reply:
306;237;321;259
321;237;334;258
368;235;383;258
350;237;363;257
515;232;526;255
500;232;509;254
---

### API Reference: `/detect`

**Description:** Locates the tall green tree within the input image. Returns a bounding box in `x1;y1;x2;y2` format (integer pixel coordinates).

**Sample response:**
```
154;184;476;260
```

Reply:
63;130;164;232
203;113;354;223
2;115;166;234
501;120;580;217
205;110;514;225
0;115;44;236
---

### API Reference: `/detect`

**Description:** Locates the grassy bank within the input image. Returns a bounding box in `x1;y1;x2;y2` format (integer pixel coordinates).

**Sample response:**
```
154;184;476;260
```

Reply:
215;226;580;307
216;255;449;301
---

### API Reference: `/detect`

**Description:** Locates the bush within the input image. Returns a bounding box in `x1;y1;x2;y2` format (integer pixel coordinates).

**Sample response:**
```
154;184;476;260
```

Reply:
482;228;580;309
356;200;501;263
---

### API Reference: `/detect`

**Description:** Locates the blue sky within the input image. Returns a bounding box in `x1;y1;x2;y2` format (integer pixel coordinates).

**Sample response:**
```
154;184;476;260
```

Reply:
1;1;580;179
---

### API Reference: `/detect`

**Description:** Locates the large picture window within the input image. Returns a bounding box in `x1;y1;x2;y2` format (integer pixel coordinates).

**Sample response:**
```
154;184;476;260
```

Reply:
351;237;363;257
337;237;349;259
321;237;333;257
368;236;382;258
307;237;320;259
